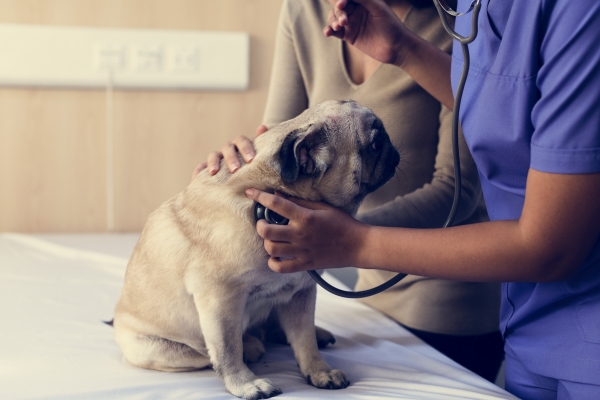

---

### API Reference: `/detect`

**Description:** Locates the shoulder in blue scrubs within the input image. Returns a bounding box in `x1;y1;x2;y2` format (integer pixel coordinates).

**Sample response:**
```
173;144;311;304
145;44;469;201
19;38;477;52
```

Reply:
453;0;600;396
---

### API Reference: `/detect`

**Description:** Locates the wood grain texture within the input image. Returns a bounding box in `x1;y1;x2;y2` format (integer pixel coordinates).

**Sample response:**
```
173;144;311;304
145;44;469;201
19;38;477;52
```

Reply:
0;89;107;231
0;0;283;232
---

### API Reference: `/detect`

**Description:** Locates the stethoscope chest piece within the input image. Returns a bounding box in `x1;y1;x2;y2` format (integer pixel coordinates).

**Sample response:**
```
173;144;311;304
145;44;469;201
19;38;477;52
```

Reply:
254;202;289;225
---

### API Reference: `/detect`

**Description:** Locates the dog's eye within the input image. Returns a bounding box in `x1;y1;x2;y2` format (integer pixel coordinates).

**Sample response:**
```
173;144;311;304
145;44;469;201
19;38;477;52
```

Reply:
371;130;383;152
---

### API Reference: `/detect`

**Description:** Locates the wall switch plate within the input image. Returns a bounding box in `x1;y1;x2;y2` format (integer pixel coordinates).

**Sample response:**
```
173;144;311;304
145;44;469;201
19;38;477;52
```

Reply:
0;24;249;90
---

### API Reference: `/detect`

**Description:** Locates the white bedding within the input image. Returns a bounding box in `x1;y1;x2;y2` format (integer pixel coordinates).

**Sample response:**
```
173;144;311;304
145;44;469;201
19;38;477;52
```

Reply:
0;233;516;399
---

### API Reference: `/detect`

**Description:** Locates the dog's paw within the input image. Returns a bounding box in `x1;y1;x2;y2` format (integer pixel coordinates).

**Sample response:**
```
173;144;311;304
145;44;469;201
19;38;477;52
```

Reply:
315;326;336;349
306;369;349;390
232;378;282;400
243;334;266;364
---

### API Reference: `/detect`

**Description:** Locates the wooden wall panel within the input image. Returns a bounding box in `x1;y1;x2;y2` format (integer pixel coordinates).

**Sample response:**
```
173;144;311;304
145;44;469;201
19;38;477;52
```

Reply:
0;89;108;231
0;0;283;232
112;91;262;230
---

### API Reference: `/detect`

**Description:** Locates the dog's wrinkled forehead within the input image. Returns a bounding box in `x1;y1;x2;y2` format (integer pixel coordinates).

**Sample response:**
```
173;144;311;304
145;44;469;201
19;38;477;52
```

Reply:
308;100;374;130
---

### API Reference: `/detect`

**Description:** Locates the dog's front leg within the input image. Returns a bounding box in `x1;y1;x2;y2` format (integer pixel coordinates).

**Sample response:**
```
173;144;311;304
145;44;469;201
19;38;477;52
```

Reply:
275;285;349;390
193;291;282;400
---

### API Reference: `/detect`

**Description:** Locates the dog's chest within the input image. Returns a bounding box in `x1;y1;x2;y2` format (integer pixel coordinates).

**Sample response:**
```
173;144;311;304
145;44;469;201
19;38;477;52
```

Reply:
243;272;312;322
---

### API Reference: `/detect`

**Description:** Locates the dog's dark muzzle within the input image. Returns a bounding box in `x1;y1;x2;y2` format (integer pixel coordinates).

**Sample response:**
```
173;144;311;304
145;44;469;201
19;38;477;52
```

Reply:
364;146;400;194
384;148;400;180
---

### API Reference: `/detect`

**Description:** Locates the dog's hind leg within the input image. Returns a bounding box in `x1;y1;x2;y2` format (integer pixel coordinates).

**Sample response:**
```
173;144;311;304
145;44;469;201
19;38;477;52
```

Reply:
243;333;266;364
115;327;210;372
261;310;336;349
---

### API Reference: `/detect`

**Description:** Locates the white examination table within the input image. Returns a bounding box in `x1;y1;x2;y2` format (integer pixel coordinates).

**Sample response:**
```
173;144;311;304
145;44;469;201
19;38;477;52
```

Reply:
0;233;516;399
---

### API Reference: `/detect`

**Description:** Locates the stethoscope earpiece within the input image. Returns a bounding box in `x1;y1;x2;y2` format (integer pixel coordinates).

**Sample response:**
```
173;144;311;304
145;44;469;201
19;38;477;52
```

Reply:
254;202;289;225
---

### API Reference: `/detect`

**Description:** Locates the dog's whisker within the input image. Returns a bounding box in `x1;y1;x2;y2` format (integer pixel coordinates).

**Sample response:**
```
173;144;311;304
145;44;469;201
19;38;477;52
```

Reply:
395;166;407;182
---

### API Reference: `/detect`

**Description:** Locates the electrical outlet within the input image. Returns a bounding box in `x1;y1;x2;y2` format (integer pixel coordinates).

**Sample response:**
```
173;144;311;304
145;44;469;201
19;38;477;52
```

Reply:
95;45;127;71
169;46;200;72
134;46;163;72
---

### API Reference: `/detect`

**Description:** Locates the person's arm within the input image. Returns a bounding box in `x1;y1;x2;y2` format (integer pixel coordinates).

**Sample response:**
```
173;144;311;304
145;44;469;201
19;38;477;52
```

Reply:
358;107;484;229
262;0;309;129
244;169;600;282
324;0;454;109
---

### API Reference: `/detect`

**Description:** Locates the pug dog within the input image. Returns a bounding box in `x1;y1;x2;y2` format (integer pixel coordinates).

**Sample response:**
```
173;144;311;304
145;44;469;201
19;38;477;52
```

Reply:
112;99;400;399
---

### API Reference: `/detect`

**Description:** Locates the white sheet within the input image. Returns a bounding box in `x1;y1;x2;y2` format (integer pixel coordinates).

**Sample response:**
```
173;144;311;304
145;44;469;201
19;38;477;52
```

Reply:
0;233;516;399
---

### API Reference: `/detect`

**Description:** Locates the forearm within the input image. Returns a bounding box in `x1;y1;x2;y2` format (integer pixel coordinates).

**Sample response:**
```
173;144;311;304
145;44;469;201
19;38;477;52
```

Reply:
396;31;454;110
358;183;484;229
360;108;483;228
247;170;600;282
357;170;600;283
358;220;556;282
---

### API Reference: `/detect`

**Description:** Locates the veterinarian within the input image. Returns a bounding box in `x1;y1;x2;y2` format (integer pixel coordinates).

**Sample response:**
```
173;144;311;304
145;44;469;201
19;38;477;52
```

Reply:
195;0;505;383
241;0;600;398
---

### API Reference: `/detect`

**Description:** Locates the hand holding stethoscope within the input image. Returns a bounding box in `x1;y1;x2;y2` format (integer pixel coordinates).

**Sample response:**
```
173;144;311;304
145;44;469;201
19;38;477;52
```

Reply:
247;188;369;276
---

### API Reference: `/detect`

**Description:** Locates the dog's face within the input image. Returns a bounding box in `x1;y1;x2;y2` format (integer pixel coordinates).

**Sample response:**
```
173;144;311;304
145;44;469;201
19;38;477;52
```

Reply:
255;100;400;214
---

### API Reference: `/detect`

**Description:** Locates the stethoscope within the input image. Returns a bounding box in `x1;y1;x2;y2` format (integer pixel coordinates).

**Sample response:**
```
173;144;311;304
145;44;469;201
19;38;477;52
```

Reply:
255;0;482;299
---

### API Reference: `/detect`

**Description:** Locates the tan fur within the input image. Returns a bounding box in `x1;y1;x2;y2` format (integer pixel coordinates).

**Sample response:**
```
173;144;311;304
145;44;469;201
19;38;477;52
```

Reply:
113;100;400;399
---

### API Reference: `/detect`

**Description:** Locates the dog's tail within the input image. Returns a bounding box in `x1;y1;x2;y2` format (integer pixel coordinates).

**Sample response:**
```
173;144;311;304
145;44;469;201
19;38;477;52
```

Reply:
103;319;114;327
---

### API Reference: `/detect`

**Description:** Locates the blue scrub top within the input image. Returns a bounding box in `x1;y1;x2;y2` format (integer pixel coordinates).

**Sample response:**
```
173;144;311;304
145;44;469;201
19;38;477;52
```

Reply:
453;0;600;383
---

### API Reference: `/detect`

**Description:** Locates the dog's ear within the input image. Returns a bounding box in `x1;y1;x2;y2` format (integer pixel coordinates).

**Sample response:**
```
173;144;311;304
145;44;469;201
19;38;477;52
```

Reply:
279;125;326;184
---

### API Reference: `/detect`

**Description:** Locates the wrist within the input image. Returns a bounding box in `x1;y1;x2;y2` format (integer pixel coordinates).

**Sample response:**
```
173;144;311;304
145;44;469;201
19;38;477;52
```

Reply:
351;222;377;270
392;28;419;70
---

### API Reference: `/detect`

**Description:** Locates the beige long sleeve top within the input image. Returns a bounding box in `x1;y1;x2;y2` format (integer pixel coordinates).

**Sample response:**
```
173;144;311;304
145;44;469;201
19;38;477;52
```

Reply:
263;0;500;335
